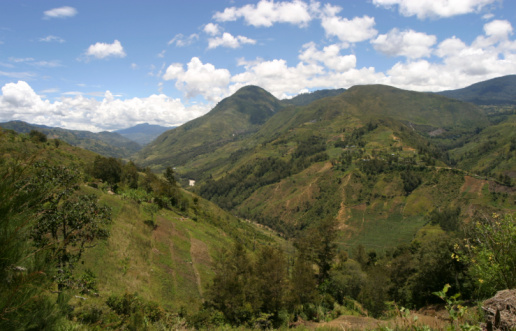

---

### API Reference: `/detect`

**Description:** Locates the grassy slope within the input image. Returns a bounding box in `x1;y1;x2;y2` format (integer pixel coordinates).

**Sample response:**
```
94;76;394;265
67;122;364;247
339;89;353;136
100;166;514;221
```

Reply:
0;128;286;314
79;185;283;312
450;114;516;178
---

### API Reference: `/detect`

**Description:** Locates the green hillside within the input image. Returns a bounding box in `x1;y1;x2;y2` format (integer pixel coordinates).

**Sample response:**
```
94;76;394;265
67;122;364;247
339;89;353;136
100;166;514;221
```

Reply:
0;128;285;329
0;120;142;159
2;78;516;329
134;84;506;251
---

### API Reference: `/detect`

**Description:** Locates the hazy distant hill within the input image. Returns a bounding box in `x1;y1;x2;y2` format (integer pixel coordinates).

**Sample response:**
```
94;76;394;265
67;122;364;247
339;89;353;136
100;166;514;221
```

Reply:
115;123;175;145
438;75;516;105
0;120;141;159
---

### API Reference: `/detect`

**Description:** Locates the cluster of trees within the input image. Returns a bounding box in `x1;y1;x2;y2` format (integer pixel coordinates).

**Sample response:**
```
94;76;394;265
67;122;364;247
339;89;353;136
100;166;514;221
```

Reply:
88;155;190;213
191;211;516;329
199;135;329;211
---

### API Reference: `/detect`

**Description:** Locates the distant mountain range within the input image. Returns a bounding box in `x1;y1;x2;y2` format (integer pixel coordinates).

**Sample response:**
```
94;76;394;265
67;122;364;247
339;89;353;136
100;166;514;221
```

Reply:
0;121;142;159
437;75;516;105
134;75;515;245
115;123;175;145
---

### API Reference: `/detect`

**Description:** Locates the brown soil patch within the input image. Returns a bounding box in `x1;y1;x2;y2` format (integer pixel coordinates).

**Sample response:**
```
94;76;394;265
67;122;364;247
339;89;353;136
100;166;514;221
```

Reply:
460;176;487;195
189;237;211;296
311;313;448;330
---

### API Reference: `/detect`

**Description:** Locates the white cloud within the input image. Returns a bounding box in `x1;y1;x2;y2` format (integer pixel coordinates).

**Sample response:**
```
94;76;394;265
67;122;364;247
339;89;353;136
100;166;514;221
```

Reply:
484;19;513;41
43;6;77;19
231;56;386;99
204;23;221;36
320;7;377;45
208;32;256;49
86;40;126;59
299;42;356;72
0;81;209;131
163;57;231;101
383;20;516;91
39;35;65;43
371;28;437;58
168;33;199;47
372;0;496;19
213;0;312;27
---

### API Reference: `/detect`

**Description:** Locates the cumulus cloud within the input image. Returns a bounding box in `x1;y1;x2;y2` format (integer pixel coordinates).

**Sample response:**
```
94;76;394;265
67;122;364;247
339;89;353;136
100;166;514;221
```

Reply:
0;81;209;131
86;40;126;59
39;35;65;43
372;0;496;19
320;6;377;45
163;57;231;101
43;6;77;19
299;42;356;72
208;32;256;49
231;56;385;99
213;0;312;27
383;20;516;91
371;28;437;58
204;23;221;36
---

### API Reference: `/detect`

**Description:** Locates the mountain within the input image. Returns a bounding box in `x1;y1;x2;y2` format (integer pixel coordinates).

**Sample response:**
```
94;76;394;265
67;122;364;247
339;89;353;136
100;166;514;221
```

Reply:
281;88;346;106
134;85;283;171
437;75;516;105
0;120;142;159
132;83;513;252
115;123;175;145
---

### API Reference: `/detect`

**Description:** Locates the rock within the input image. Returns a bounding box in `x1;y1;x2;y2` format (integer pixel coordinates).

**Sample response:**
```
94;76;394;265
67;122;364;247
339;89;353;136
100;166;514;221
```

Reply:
482;289;516;331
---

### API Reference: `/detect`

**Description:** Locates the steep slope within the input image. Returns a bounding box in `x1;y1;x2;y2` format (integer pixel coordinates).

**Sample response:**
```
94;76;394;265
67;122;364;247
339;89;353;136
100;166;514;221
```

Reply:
0;120;141;158
449;114;516;180
0;127;285;318
115;123;175;145
134;85;283;171
136;84;510;251
437;75;516;105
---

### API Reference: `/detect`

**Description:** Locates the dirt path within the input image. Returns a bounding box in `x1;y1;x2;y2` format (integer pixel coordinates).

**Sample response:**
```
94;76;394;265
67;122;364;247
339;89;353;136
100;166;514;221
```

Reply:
188;236;207;298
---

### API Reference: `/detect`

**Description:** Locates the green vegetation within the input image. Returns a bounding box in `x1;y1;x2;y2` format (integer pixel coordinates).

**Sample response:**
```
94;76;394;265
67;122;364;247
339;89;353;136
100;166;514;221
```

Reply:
2;79;516;330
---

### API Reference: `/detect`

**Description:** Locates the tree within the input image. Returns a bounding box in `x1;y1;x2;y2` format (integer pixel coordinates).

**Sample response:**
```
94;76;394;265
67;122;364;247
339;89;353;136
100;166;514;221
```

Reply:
254;246;287;322
121;161;139;189
296;216;338;284
205;242;258;325
29;129;47;143
91;156;122;188
30;165;111;290
163;166;176;186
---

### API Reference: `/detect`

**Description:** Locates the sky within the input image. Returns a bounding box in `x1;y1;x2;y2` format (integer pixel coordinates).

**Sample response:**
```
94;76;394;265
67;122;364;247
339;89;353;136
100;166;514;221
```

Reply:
0;0;515;132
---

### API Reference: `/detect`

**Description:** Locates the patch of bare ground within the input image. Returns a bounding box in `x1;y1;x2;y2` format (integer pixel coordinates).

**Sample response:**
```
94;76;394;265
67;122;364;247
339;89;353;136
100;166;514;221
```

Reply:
307;311;449;330
189;236;211;296
460;176;488;194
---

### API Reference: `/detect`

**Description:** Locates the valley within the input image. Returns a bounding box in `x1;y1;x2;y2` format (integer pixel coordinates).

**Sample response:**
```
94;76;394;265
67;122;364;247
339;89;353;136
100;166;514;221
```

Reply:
1;75;515;330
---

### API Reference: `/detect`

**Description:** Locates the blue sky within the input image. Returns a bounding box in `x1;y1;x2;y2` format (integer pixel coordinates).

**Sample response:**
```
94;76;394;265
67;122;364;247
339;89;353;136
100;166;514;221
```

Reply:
0;0;515;132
